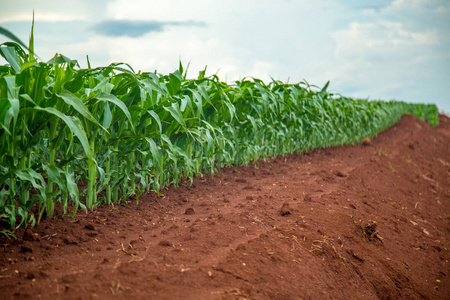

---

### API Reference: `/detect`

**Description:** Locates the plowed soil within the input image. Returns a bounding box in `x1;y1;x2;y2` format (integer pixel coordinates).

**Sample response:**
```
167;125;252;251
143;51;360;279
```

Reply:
1;114;449;300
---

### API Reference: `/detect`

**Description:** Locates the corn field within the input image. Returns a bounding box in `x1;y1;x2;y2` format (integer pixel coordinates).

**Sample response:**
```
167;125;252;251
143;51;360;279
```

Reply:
0;30;439;233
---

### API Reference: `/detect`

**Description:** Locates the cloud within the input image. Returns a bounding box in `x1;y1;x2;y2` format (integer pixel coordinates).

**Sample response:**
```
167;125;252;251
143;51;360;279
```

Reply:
61;23;277;85
341;0;393;11
309;0;450;112
363;0;450;30
332;21;438;62
91;20;205;37
0;0;110;22
106;0;216;23
0;12;86;23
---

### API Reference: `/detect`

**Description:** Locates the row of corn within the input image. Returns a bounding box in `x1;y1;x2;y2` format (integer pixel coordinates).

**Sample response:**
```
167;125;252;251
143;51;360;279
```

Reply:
0;38;439;232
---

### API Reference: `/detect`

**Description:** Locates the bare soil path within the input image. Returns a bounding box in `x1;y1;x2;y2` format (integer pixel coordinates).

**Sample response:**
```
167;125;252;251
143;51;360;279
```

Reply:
1;114;449;300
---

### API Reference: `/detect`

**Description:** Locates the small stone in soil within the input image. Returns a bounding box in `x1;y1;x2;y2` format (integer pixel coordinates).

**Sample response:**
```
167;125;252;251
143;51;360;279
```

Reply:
84;224;95;231
335;171;346;177
280;203;291;216
63;237;78;245
20;245;33;253
362;137;371;146
158;240;173;247
185;208;195;215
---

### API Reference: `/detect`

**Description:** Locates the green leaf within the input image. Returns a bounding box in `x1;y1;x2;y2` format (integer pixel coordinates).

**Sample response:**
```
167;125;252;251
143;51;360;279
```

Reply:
28;12;35;62
57;90;99;126
15;168;47;200
320;81;330;94
102;102;112;129
147;110;162;134
197;84;214;107
164;102;186;130
142;76;168;96
65;171;85;212
19;59;38;73
95;93;135;131
161;134;173;151
0;26;34;55
34;106;93;159
47;53;78;65
0;46;21;73
145;137;163;171
167;71;181;95
3;76;19;128
44;164;66;193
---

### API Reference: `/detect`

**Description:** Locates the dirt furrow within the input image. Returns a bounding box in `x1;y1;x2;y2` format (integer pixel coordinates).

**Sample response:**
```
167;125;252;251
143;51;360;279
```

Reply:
0;114;449;300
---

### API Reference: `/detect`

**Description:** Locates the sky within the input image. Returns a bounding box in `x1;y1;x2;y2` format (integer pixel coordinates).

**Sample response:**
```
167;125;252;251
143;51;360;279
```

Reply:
1;0;449;113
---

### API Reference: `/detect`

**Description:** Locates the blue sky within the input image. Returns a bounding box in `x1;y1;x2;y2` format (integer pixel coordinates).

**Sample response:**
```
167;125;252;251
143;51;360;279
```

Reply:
1;0;449;113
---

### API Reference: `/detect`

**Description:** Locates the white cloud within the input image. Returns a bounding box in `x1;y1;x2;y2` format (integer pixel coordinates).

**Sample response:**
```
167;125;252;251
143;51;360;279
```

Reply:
0;12;86;23
0;0;110;23
70;25;277;83
100;0;329;82
332;21;438;60
106;0;215;22
311;0;450;112
385;0;448;13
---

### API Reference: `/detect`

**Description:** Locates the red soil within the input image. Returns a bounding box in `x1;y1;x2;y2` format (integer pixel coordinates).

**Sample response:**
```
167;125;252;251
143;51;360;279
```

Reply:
1;114;449;300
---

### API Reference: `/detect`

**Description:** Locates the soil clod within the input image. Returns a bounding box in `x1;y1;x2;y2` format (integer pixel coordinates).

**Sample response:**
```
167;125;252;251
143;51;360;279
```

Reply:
335;171;346;177
304;194;312;202
185;208;195;215
362;137;372;146
280;203;291;216
363;221;384;242
84;224;95;231
158;240;173;247
20;245;32;253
